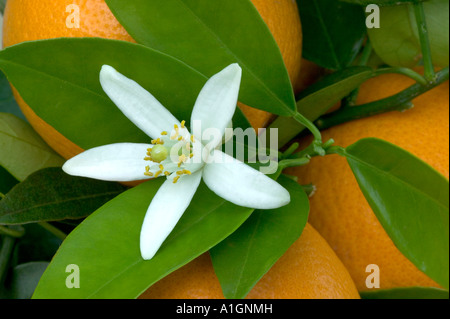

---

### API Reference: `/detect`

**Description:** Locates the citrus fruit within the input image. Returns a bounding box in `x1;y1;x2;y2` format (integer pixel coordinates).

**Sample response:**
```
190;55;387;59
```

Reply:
2;0;303;158
287;74;449;291
139;223;360;299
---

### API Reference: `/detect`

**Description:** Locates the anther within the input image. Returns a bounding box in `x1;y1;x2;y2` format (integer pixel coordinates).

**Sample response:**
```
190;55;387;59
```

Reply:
178;154;187;163
154;170;162;178
181;120;186;128
173;176;180;184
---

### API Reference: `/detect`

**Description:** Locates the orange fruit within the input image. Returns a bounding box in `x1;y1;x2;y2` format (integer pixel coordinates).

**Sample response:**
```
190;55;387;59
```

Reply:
2;0;303;158
238;0;303;129
139;223;360;299
287;74;449;291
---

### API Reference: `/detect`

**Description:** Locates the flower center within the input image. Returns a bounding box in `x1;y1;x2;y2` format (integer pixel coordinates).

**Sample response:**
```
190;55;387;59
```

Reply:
143;121;202;183
150;144;168;163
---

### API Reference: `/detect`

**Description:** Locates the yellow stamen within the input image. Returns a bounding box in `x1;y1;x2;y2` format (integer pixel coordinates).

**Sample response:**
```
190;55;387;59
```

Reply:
190;135;195;143
176;171;184;175
161;131;168;136
173;176;180;184
144;156;152;161
189;153;194;158
154;170;162;178
145;166;150;172
178;154;187;163
164;171;171;176
159;164;164;171
151;138;163;145
181;120;186;128
183;170;192;175
144;172;154;177
178;136;183;141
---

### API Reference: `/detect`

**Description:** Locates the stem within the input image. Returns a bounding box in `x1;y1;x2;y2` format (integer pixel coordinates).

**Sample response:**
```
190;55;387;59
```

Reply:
38;222;67;241
375;67;428;86
358;41;373;67
288;138;335;160
292;112;322;142
0;235;15;285
412;2;435;82
315;67;449;131
0;225;25;238
325;145;347;156
301;184;317;197
342;41;373;108
281;142;299;159
341;87;361;108
278;157;310;170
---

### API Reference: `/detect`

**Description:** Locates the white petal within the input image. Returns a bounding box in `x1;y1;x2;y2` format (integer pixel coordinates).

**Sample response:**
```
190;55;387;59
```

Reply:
100;65;180;139
190;64;242;148
202;150;290;209
140;171;202;260
62;143;152;182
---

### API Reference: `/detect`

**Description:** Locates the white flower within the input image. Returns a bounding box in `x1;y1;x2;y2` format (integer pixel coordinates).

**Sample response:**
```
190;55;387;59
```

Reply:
63;64;290;260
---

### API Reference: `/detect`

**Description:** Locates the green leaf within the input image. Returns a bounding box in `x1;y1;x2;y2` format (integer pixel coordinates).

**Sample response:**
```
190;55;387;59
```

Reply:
0;38;212;150
340;0;427;6
0;165;18;195
297;0;367;70
0;167;127;225
360;287;449;299
210;175;309;299
0;71;26;121
32;180;253;299
344;138;449;289
0;0;6;14
105;0;296;116
0;113;64;181
367;0;449;68
296;66;374;124
1;262;49;299
270;66;375;146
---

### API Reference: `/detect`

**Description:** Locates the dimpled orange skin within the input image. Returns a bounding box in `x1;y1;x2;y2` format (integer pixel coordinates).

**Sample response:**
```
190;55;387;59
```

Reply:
287;74;449;291
2;0;303;158
139;223;360;299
